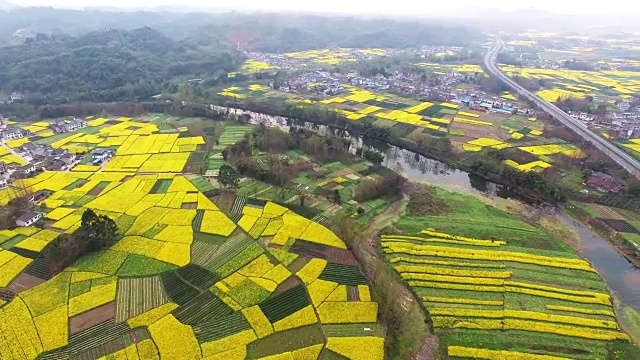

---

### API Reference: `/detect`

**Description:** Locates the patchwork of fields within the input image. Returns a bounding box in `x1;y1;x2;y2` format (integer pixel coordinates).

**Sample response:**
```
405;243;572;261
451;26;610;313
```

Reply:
0;114;391;359
499;65;640;100
0;172;385;359
2;111;638;359
233;148;395;226
205;125;254;176
3;116;208;173
229;48;389;76
381;187;640;359
617;138;640;159
217;84;586;174
496;64;640;163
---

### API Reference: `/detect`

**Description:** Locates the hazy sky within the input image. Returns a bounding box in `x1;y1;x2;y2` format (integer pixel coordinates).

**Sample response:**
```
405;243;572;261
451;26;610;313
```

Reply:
8;0;639;15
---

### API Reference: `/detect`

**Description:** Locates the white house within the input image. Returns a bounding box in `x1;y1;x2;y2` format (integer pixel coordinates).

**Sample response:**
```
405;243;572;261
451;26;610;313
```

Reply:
1;127;24;141
50;118;88;133
19;164;37;175
16;211;42;227
92;148;113;161
618;100;631;111
10;92;25;102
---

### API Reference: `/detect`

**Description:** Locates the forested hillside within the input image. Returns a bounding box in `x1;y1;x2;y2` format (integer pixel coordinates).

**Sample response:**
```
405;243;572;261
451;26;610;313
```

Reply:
0;8;478;50
0;8;479;106
199;14;476;52
0;27;245;104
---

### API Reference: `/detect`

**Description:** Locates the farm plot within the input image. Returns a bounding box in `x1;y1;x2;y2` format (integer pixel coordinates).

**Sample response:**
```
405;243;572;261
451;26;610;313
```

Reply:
381;186;639;359
0;171;384;360
216;83;580;173
205;125;254;176
6;116;207;173
500;65;640;98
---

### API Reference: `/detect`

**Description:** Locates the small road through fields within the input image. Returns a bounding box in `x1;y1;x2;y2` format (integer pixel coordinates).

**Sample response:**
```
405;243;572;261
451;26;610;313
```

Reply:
1;142;31;165
361;197;406;252
484;39;640;179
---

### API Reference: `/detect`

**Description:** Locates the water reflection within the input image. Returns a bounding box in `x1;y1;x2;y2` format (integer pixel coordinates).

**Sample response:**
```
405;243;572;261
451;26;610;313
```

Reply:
561;215;640;310
218;104;518;199
214;105;640;316
384;146;522;199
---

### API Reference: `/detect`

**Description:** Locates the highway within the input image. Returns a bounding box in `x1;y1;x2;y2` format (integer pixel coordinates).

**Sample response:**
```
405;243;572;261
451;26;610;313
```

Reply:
484;40;640;178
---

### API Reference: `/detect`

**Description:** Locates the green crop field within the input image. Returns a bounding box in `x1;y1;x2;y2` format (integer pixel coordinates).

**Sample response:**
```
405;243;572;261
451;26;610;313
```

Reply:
381;187;640;359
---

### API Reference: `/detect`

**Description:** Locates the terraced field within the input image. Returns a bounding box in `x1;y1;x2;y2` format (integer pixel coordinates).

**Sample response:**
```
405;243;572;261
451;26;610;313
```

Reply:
381;187;640;359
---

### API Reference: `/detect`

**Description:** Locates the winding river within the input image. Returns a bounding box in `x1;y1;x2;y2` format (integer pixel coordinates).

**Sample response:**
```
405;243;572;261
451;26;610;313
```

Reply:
216;105;640;334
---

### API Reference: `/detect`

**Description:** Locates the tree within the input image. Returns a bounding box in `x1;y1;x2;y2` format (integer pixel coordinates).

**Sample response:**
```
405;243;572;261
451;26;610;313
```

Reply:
77;209;119;251
218;164;240;188
44;209;118;273
297;190;307;208
333;189;342;205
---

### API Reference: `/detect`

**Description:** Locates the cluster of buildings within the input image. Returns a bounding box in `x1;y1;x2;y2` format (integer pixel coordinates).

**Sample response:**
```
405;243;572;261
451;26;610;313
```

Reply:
0;115;110;195
462;96;535;116
0;143;114;227
564;98;640;139
280;68;483;100
49;118;88;133
0;117;88;143
278;66;640;138
0;115;115;227
246;46;465;73
598;115;640;139
1;126;28;141
278;70;536;117
0;141;78;180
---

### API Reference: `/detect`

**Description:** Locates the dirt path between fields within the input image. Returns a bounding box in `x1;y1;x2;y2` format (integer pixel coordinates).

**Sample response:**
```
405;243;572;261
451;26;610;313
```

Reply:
362;196;441;360
361;196;406;253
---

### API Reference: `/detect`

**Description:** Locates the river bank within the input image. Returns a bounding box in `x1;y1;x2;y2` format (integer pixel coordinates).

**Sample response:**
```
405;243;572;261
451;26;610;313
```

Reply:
564;202;640;269
558;214;640;344
223;104;640;263
214;103;561;204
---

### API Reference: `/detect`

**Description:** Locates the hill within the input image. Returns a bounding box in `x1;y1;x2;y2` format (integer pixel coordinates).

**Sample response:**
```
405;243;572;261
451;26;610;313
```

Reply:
0;27;244;104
